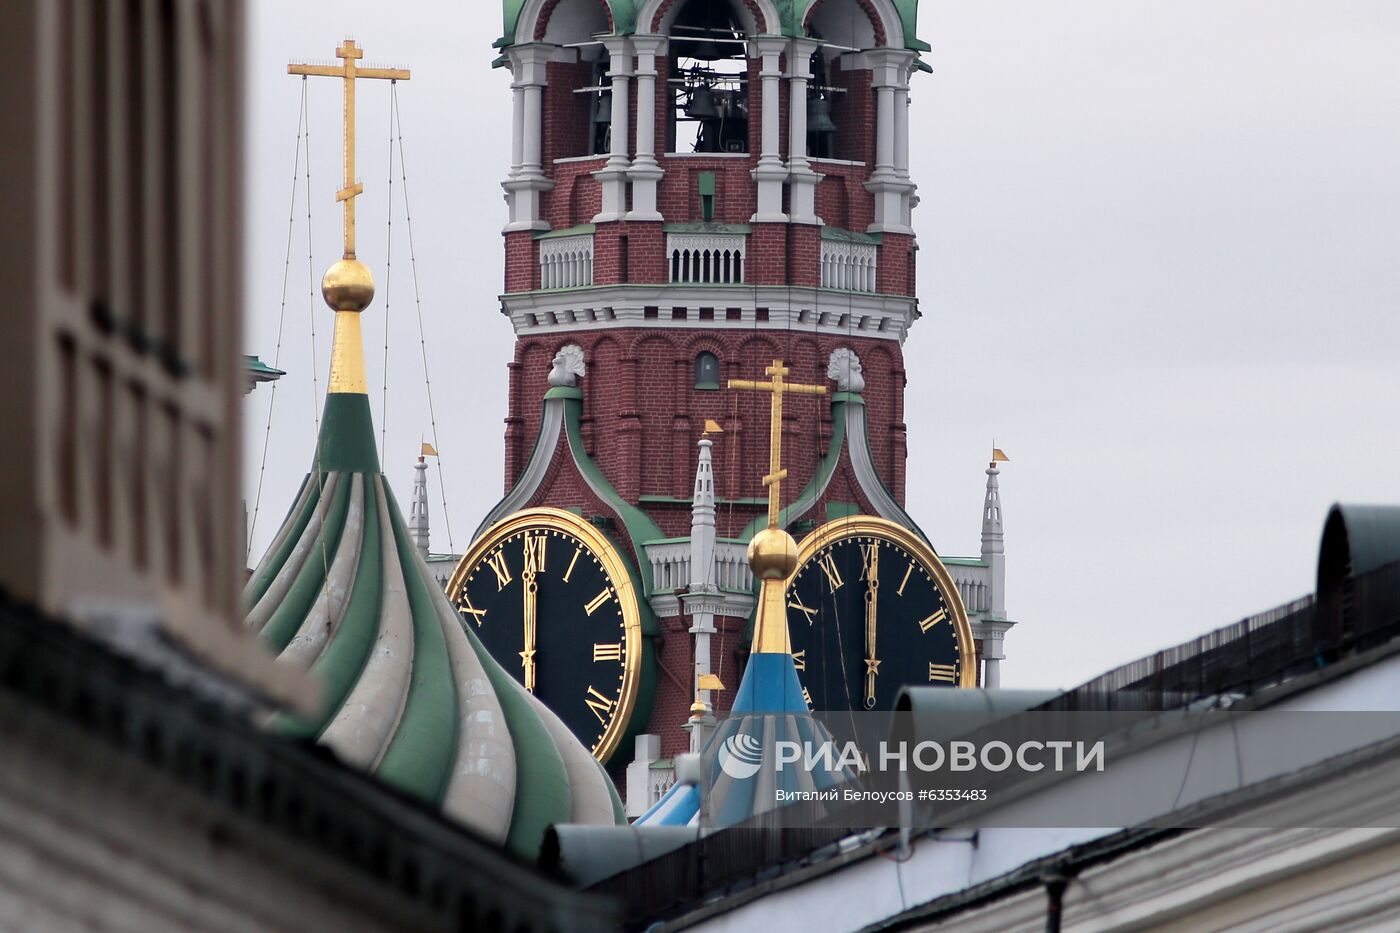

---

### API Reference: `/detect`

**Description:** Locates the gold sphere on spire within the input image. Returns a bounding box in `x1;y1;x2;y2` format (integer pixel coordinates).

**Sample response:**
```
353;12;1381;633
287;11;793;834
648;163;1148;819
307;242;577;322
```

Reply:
689;696;708;720
748;526;799;581
321;258;375;312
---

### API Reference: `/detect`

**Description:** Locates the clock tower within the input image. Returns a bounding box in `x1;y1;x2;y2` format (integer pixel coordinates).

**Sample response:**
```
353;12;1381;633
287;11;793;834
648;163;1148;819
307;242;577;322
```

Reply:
469;0;984;776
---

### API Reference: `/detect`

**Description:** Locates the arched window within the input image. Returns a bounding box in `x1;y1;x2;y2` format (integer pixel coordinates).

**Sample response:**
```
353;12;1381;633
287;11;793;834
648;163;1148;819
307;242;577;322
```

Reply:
695;351;720;389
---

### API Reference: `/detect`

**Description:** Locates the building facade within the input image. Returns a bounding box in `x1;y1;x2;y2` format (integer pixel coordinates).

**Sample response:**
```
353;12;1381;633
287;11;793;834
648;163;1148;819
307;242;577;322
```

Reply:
468;0;1016;794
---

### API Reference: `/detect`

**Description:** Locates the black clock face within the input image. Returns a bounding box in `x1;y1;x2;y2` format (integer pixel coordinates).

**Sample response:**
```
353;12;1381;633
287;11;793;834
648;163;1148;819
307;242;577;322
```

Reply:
786;531;968;711
450;523;636;759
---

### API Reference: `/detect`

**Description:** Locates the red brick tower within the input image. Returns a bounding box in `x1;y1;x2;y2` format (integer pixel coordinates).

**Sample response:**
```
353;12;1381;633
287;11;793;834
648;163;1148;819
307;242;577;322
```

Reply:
481;0;930;785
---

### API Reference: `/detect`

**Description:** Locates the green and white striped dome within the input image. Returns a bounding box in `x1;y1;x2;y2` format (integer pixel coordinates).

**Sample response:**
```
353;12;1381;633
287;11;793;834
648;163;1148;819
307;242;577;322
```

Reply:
244;322;621;860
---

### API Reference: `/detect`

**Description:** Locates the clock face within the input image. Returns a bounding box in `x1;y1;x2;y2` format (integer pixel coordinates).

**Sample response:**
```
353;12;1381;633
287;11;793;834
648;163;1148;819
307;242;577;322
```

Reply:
785;517;975;711
445;508;645;763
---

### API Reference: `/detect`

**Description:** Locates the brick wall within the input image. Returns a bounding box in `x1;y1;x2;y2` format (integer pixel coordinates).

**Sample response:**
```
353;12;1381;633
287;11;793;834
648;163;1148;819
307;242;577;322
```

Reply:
877;231;914;297
814;160;875;231
503;230;536;292
543;60;593;166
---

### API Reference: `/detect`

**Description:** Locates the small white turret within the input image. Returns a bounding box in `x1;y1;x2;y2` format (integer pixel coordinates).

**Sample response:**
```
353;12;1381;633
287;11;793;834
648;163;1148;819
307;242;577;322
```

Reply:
409;453;430;560
979;448;1009;686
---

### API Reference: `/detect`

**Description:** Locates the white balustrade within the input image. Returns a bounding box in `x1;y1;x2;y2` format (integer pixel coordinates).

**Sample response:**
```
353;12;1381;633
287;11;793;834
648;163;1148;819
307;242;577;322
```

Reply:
667;233;746;284
821;240;878;292
538;233;594;289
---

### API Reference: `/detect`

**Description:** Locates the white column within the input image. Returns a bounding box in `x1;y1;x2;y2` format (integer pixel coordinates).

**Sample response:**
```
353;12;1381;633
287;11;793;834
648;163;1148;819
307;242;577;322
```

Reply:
628;35;666;221
502;44;555;232
509;84;525;176
787;38;822;225
593;38;633;223
749;37;788;223
984;657;1001;689
863;49;917;234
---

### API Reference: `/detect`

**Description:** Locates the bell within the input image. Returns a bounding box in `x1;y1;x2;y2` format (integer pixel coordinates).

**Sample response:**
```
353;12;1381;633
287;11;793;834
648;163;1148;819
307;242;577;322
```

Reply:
686;85;720;120
807;95;837;135
593;90;612;123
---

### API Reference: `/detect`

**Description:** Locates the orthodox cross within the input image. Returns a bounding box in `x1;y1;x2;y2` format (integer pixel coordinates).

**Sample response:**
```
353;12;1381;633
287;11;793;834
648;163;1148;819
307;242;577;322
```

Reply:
728;359;827;528
289;40;410;258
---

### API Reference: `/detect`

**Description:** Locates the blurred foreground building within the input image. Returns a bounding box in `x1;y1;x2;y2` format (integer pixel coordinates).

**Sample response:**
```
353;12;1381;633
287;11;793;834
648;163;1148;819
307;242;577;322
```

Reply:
0;4;613;930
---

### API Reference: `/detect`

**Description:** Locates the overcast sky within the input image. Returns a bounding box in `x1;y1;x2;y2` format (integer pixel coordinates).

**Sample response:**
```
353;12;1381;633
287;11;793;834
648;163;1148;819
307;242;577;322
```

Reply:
242;1;1400;692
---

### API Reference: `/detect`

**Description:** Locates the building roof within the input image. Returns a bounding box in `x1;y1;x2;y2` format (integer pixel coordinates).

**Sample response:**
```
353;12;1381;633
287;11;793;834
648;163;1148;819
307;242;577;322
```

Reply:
0;588;618;932
244;307;623;862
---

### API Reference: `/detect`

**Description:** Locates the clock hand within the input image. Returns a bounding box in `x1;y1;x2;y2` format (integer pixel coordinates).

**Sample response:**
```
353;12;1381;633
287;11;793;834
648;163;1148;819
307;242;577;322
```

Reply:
521;567;537;693
864;547;880;709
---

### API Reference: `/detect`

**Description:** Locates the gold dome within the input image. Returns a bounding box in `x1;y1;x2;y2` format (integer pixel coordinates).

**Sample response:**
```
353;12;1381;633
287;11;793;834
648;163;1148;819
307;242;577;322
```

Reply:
748;526;799;581
321;258;376;312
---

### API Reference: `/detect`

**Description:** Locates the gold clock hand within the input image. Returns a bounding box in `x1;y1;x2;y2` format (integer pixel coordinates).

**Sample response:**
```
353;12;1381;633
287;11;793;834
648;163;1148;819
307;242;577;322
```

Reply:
521;567;537;692
864;545;880;709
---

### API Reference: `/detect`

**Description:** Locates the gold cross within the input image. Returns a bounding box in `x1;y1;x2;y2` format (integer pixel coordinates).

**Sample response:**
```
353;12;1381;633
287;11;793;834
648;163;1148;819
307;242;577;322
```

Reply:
289;40;410;259
729;360;827;529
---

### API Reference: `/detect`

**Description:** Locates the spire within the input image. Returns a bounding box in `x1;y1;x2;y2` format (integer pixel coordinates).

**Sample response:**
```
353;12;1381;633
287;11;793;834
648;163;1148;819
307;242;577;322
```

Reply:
982;447;1009;620
409;453;430;559
689;437;716;589
981;455;1004;560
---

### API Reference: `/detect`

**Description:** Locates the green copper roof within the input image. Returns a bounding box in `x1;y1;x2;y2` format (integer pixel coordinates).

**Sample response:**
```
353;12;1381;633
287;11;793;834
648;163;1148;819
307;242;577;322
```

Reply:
245;356;620;861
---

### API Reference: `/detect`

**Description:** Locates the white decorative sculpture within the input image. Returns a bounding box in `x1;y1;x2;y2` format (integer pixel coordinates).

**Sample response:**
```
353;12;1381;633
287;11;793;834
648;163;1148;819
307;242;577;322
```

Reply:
548;343;586;387
827;347;866;393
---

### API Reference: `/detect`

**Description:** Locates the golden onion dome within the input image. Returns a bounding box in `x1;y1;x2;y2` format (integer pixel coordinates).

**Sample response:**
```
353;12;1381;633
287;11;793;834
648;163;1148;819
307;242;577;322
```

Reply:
321;257;375;312
747;526;799;581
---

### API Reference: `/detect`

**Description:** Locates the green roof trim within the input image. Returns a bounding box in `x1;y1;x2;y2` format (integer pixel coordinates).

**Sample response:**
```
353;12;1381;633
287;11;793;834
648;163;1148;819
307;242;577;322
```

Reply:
662;222;751;234
245;354;286;378
821;226;882;245
318;393;381;473
534;223;597;240
560;393;666;595
374;488;462;806
638;494;768;506
940;556;987;567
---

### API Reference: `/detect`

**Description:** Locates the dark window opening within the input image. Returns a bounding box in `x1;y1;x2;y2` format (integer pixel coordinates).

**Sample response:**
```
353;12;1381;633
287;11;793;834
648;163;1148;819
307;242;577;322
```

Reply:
695;351;721;389
668;0;749;153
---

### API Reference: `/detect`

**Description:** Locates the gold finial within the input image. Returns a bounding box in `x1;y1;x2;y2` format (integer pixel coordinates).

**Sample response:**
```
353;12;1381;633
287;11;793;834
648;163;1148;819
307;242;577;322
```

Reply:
729;359;827;653
289;39;410;394
690;695;709;720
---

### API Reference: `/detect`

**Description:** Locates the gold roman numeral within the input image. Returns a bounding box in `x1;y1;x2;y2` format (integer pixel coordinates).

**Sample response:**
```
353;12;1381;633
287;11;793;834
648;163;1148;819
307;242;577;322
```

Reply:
860;542;879;581
523;533;547;574
584;686;616;723
485;550;512;590
928;662;958;683
584;588;613;616
792;649;806;671
787;592;818;625
897;562;914;596
593;642;622;662
801;687;813;707
918;608;947;633
457;592;486;627
817;553;844;592
563;546;582;583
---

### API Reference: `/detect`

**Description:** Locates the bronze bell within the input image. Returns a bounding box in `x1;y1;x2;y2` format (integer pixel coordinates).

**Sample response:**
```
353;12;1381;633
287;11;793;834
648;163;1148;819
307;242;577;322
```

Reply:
686;85;720;120
593;90;612;123
807;95;837;135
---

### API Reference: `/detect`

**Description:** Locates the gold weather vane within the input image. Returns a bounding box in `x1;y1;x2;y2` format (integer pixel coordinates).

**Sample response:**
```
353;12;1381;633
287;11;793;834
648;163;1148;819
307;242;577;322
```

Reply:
288;39;410;395
729;360;827;653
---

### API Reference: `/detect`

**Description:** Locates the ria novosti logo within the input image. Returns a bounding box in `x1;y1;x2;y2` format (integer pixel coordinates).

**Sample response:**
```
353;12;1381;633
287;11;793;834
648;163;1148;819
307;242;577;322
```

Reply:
718;733;765;779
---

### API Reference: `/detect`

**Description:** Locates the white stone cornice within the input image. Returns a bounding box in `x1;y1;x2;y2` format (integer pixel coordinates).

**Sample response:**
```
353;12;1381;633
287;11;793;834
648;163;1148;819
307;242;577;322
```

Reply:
499;284;917;341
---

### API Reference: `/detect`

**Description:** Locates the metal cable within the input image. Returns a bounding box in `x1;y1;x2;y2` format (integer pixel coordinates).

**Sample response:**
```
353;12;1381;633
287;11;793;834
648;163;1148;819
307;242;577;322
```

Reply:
391;83;454;552
246;80;307;558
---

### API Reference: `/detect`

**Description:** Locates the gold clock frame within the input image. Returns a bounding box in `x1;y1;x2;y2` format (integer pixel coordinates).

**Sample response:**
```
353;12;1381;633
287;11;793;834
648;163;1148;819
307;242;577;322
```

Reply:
445;507;645;763
788;515;978;689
